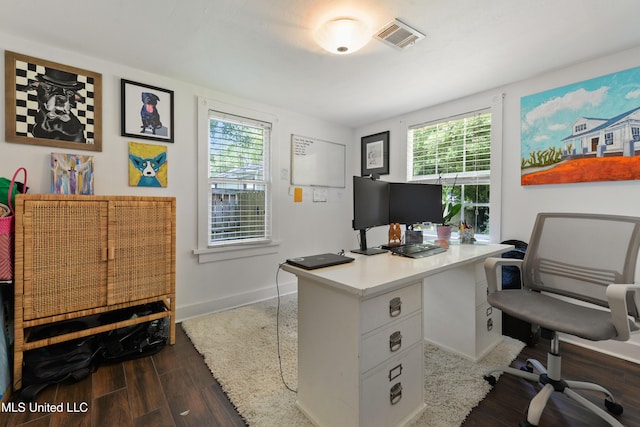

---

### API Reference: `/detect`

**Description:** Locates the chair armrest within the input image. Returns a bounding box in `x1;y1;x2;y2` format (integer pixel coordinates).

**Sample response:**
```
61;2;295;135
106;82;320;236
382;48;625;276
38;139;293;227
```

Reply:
484;257;524;294
606;283;640;341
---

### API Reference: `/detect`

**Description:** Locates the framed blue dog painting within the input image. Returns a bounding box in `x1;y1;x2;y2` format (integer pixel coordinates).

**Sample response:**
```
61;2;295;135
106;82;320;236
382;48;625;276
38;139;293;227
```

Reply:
128;142;168;187
121;79;174;143
4;50;102;152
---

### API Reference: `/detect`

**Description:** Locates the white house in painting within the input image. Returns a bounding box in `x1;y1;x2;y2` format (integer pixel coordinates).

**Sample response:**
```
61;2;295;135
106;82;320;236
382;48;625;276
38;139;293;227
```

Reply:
562;106;640;157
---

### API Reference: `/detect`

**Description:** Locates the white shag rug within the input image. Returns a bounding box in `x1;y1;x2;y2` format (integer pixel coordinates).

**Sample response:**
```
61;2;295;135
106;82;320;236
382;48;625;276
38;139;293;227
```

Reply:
182;294;524;427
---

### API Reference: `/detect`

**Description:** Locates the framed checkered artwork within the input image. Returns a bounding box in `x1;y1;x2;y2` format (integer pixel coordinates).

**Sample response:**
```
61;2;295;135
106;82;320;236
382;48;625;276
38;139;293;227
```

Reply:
4;50;102;151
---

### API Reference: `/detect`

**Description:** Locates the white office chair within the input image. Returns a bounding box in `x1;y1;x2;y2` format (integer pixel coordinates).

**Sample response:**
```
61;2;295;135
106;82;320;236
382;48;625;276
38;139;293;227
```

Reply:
483;213;640;427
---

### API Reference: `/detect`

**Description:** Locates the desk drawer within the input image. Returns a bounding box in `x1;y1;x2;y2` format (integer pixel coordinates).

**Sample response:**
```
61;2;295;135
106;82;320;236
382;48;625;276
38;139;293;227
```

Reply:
361;343;423;427
361;282;422;334
361;311;422;373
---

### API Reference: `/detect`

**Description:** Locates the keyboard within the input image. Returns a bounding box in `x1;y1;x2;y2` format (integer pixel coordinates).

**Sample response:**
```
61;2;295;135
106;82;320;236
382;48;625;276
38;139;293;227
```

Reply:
389;243;447;259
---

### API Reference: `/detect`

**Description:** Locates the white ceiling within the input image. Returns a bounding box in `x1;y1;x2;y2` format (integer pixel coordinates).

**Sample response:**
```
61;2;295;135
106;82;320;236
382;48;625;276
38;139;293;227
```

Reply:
1;0;640;128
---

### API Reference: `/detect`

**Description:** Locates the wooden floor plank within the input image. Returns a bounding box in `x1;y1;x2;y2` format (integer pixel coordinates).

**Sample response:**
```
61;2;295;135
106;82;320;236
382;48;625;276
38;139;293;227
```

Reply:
91;389;133;427
158;368;216;427
122;357;165;419
92;363;126;399
50;375;92;427
132;405;175;427
200;383;247;427
2;385;57;426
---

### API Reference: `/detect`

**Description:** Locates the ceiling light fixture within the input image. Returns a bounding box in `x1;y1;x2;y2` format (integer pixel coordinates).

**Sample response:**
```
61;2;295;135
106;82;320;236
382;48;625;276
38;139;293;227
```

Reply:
314;17;370;55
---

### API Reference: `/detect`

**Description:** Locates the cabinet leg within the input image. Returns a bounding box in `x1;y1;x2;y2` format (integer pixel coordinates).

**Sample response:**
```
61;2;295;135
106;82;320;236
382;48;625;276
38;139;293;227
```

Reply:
13;351;23;391
169;297;176;345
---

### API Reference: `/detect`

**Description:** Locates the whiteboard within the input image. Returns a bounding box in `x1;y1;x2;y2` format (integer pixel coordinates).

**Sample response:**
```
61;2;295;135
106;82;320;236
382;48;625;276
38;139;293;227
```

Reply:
291;134;346;188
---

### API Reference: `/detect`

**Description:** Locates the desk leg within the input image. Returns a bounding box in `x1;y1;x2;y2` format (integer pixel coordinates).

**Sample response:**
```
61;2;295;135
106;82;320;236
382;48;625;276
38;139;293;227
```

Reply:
296;278;361;426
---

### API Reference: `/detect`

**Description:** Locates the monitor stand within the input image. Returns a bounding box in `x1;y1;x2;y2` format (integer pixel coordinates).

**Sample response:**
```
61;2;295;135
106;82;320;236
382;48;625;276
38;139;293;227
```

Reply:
351;229;388;256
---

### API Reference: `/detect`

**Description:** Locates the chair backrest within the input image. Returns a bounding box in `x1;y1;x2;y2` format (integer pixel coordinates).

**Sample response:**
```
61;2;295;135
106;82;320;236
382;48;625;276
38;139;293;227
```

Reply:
523;212;640;318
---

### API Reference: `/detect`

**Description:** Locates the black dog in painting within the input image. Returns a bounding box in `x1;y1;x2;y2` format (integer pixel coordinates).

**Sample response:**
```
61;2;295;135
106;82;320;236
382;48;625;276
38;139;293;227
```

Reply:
140;92;162;134
27;68;86;142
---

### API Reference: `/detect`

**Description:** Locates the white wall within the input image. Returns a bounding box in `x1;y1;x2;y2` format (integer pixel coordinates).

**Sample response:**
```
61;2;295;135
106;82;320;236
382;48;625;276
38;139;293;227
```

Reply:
357;45;640;362
0;32;356;321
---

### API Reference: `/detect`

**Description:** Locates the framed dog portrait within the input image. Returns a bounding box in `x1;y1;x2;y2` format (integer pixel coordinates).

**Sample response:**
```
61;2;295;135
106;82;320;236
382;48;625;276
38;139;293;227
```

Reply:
128;142;168;187
121;79;174;143
4;50;102;152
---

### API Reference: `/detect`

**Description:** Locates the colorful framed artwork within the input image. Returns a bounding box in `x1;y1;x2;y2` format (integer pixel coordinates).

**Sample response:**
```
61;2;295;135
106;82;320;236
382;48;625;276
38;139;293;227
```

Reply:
121;79;174;143
4;50;102;151
361;131;390;176
51;153;95;195
521;66;640;185
128;142;168;187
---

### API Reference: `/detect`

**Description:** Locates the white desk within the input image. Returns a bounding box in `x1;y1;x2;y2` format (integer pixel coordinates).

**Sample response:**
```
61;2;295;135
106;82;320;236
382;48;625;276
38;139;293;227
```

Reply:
282;243;512;427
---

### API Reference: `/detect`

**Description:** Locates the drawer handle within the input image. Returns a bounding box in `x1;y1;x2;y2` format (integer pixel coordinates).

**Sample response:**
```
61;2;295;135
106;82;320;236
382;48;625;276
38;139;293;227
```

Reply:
389;331;402;352
390;382;403;405
389;297;402;317
389;363;403;381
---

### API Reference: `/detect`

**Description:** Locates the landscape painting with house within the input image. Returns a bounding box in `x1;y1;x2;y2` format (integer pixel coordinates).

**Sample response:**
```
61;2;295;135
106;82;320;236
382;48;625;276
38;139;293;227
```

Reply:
520;66;640;185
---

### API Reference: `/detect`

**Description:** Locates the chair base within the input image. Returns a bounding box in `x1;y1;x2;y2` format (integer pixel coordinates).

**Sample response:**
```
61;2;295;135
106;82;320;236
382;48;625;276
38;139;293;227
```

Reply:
484;335;624;426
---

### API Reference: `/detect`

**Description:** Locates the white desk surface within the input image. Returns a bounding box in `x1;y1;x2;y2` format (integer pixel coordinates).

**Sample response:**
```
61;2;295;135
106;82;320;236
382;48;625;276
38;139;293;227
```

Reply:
281;243;513;298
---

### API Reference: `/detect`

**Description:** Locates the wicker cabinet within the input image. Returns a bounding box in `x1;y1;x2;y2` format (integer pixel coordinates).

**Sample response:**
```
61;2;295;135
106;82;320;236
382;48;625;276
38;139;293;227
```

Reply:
13;195;176;390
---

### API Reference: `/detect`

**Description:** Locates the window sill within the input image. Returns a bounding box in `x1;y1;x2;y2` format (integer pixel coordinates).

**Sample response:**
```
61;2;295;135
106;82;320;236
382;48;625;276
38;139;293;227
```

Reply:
193;240;281;264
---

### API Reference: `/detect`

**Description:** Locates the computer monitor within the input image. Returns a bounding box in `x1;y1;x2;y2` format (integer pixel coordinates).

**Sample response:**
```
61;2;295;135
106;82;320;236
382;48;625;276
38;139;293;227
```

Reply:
351;176;389;255
389;182;443;229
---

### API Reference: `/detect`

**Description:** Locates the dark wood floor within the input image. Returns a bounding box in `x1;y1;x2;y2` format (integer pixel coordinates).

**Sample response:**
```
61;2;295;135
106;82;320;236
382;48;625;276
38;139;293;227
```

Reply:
462;337;640;427
1;325;246;427
1;326;638;426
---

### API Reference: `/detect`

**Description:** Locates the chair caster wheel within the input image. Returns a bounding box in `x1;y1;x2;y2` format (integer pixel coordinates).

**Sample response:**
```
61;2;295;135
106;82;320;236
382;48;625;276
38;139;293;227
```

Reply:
519;421;536;427
605;398;623;415
484;375;496;386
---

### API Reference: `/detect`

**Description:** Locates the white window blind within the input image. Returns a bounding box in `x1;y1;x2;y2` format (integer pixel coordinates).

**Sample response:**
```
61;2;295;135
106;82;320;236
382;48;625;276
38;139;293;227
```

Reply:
208;110;271;244
409;111;492;184
408;110;492;235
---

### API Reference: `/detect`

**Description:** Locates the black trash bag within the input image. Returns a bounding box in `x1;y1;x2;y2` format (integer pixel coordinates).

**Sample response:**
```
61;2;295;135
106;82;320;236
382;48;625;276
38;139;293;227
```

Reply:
95;316;169;365
20;335;97;401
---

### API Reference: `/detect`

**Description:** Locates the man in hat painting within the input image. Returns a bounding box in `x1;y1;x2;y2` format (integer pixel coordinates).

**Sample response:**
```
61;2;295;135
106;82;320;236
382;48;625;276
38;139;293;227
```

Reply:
27;67;86;143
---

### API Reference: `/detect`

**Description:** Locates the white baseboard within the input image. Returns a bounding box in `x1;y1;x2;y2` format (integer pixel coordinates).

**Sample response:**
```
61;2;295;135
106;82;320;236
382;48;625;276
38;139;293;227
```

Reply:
560;333;640;365
176;278;298;323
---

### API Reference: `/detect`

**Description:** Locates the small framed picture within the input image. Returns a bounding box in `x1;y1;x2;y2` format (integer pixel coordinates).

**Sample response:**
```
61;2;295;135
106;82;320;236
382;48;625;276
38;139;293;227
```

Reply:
121;79;174;143
5;50;102;151
361;131;390;176
128;142;168;187
51;152;95;194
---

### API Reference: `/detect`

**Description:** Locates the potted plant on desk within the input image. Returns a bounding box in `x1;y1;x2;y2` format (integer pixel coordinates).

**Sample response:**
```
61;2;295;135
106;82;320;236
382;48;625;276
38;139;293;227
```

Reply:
436;202;461;246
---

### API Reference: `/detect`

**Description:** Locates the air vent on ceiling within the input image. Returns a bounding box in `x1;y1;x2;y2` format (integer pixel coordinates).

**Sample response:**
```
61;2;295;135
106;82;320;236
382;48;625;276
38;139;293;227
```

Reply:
375;19;425;50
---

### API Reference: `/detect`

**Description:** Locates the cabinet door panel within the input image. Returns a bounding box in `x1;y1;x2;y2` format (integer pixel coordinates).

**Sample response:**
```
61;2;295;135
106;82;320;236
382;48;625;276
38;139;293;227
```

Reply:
108;200;173;304
23;200;108;320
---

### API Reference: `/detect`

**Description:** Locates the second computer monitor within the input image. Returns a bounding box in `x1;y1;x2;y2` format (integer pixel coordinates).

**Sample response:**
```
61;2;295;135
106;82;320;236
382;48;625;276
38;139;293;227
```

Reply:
389;183;443;227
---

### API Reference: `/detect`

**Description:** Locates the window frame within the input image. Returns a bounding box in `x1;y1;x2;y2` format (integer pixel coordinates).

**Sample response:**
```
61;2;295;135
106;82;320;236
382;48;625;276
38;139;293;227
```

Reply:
195;97;280;263
402;93;504;243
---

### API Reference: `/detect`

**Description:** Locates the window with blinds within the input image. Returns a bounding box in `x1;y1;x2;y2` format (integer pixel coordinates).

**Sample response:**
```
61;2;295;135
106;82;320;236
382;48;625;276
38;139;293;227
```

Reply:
408;110;492;234
208;110;271;244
